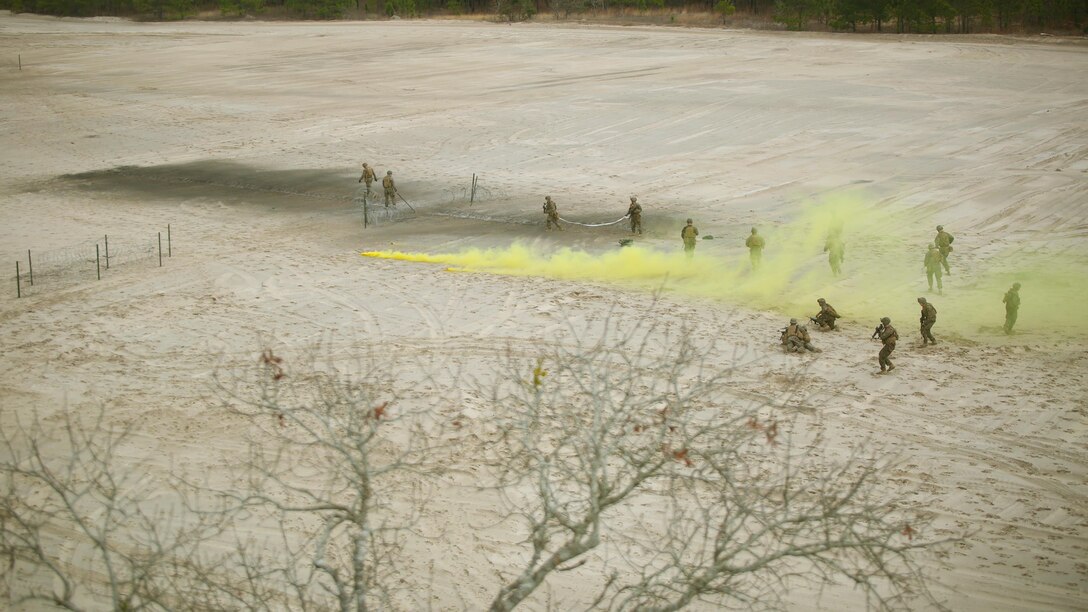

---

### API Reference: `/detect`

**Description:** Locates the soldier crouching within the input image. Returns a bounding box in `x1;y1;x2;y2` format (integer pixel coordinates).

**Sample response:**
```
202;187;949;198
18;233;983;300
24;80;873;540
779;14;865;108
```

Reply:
782;319;821;353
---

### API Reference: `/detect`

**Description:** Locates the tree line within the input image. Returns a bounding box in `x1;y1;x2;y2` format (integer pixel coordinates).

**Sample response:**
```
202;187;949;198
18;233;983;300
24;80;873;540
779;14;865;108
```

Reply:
0;0;1083;31
776;0;1086;32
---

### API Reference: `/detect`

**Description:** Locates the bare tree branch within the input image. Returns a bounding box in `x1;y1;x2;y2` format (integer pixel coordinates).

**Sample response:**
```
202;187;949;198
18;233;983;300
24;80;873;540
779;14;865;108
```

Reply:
478;314;952;611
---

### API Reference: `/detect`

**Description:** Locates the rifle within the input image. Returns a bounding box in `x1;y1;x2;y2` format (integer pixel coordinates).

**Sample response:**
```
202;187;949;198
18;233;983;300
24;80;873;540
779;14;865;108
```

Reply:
396;191;416;212
809;316;821;326
871;324;885;340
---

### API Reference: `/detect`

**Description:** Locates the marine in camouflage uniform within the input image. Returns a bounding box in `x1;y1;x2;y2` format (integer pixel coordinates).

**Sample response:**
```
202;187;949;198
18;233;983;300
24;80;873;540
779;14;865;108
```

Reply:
1003;282;1021;334
918;297;937;345
935;225;954;274
358;162;377;193
877;317;898;372
543;196;562;231
681;218;699;257
813;298;841;330
782;318;821;353
627;196;642;235
924;244;944;294
382;171;397;208
745;227;765;269
824;230;845;276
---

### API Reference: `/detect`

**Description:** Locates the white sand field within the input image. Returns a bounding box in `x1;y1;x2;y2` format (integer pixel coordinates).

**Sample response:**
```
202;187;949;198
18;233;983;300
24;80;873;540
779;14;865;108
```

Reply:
1;12;1087;610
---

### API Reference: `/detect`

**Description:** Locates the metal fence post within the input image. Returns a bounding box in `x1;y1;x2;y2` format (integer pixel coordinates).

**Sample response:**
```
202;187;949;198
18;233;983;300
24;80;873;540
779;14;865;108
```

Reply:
167;224;171;257
158;233;162;267
104;235;109;269
27;249;33;286
16;261;21;298
96;244;101;280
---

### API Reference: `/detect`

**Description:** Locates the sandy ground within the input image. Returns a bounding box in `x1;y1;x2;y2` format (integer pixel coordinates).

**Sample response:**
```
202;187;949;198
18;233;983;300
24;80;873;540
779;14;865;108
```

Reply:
1;12;1087;610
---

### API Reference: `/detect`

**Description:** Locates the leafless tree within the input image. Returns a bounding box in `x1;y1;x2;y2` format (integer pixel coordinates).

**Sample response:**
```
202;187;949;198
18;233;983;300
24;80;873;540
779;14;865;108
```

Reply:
211;344;454;612
0;405;234;611
0;341;454;612
1;325;947;612
480;317;948;611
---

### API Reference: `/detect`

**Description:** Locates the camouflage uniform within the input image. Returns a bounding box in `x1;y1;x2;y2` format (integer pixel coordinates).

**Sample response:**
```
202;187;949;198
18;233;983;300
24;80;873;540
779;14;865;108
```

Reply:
813;298;840;330
935;226;953;274
745;228;765;269
782;319;820;353
681;219;699;257
918;298;937;345
824;232;845;276
543;197;562;231
627;197;642;235
359;163;377;192
924;244;944;294
382;171;396;208
1003;283;1021;334
878;318;898;372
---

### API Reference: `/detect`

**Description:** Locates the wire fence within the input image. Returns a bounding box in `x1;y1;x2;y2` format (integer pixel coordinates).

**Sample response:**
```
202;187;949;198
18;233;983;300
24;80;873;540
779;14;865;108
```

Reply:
353;175;506;228
11;226;172;298
352;187;415;227
443;184;504;205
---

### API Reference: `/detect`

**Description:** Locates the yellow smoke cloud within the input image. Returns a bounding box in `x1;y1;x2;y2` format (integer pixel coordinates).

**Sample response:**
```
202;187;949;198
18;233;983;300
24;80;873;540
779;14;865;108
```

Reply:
362;194;1088;339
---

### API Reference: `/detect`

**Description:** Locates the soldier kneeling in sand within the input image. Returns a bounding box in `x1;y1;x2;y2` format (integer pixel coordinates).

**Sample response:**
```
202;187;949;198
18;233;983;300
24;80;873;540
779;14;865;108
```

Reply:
782;318;821;353
812;298;841;331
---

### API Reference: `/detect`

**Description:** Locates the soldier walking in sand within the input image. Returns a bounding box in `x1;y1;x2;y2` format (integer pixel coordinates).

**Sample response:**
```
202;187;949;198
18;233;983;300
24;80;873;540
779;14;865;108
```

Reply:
543;196;562;231
924;244;944;294
382;170;397;208
935;225;954;274
875;317;898;373
746;227;765;270
918;297;938;346
627;196;642;235
824;229;845;276
1003;282;1021;334
681;218;699;257
358;162;377;193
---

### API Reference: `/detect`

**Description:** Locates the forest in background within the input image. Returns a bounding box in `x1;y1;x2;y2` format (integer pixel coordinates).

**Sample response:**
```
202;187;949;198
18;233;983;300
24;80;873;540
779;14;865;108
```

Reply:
1;0;1085;37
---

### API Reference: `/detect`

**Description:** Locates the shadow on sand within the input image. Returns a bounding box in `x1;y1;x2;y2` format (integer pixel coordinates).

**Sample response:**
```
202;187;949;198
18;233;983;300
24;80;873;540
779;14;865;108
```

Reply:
61;160;356;210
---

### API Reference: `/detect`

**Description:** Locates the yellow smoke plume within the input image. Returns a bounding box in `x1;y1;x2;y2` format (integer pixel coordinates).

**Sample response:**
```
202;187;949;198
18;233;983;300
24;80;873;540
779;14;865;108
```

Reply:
362;194;1088;339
